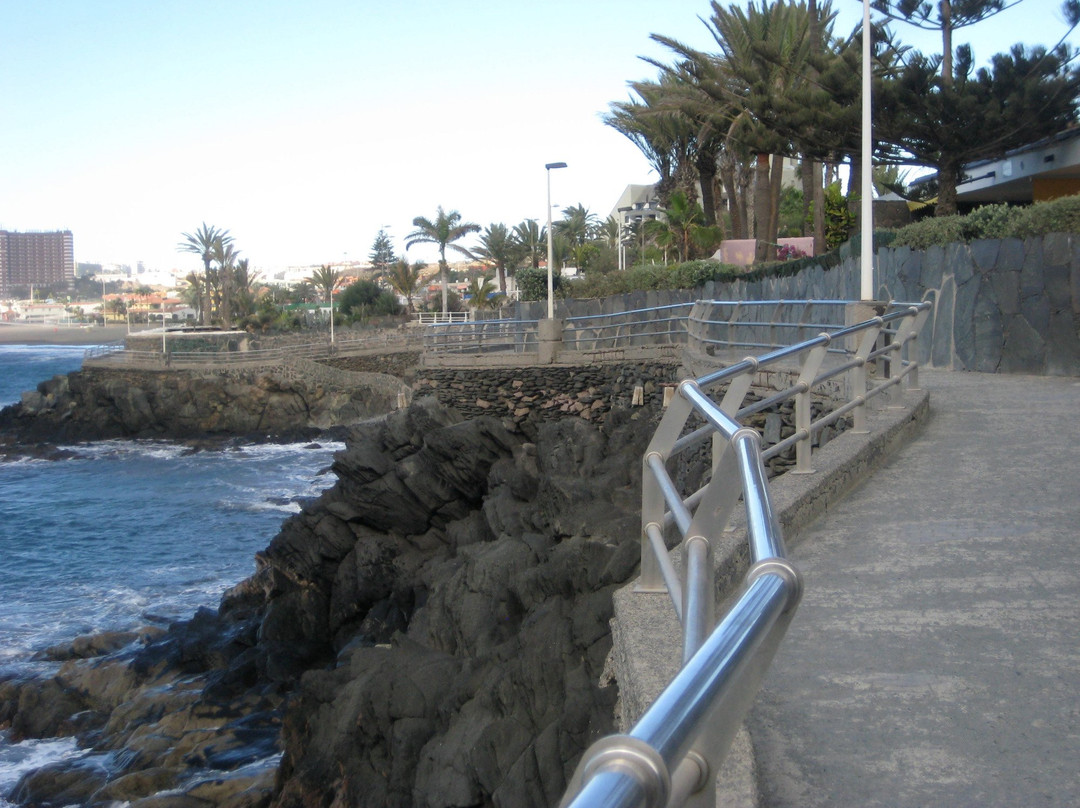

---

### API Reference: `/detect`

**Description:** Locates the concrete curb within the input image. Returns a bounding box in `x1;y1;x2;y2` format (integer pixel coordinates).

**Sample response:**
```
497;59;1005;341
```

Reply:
608;383;931;806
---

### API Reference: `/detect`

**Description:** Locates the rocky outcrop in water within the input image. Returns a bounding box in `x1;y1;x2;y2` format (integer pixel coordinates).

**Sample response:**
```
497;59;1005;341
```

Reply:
1;397;654;806
0;365;405;445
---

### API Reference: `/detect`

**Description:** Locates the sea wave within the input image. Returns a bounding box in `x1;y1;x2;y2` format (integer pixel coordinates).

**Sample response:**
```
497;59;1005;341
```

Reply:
0;734;82;805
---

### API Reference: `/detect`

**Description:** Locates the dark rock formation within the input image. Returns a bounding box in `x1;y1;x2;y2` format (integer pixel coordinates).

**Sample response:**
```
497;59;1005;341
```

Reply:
0;365;403;445
1;397;653;807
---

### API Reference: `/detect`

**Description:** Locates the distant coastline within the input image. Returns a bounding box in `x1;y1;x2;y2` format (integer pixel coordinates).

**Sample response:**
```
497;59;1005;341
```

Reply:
0;322;143;346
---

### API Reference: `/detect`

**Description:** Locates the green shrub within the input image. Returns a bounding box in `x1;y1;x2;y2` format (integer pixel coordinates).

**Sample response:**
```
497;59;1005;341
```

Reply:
516;267;564;301
888;194;1080;247
962;203;1022;239
1010;195;1080;238
889;215;967;249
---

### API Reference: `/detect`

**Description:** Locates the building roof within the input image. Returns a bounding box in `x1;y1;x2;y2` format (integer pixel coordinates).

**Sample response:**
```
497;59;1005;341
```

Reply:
915;127;1080;204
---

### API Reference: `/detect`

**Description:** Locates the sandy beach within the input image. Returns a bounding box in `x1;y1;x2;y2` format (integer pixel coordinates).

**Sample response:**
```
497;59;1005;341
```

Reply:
0;323;149;345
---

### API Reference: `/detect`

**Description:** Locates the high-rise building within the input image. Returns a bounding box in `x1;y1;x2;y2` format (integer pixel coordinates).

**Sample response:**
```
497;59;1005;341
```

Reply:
0;230;75;296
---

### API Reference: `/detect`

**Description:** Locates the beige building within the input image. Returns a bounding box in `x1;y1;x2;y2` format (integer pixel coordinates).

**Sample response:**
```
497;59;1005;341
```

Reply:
0;230;75;295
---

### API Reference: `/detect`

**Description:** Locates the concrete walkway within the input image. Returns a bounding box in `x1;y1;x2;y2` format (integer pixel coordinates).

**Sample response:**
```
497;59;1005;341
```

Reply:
749;371;1080;807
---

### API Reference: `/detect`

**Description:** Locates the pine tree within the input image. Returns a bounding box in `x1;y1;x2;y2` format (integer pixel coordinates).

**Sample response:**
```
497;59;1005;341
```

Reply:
369;229;396;274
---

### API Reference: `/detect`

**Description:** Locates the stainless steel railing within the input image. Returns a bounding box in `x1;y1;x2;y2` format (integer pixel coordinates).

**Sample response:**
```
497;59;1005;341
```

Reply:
561;300;931;808
421;304;696;355
563;303;694;351
422;318;540;354
83;331;423;369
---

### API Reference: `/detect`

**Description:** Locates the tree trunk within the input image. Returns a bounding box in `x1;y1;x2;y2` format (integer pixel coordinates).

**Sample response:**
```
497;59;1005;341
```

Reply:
754;153;771;263
800;158;814;237
941;0;953;89
221;267;232;330
439;259;449;315
697;149;719;227
937;160;960;216
848;156;863;236
202;263;212;327
720;157;745;239
766;154;784;261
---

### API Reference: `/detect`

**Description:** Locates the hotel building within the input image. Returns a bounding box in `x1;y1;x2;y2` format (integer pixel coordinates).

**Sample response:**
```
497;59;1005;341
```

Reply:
0;230;75;296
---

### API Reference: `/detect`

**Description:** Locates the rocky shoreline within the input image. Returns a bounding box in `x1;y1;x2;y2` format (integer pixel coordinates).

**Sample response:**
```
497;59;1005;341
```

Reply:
0;388;667;807
0;352;846;806
0;363;406;454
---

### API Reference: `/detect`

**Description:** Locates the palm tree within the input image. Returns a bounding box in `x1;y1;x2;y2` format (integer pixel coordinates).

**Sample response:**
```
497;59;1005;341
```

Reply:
290;281;316;305
469;223;522;294
212;240;240;328
555;204;600;247
308;265;342;307
645;190;721;263
405;206;480;315
231;258;263;321
513;219;546;269
182;272;204;322
386;259;424;313
464;274;501;311
178;223;232;326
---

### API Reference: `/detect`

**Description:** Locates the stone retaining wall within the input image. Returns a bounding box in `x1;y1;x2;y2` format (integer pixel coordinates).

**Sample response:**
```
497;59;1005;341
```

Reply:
414;362;682;432
497;233;1080;376
876;235;1080;375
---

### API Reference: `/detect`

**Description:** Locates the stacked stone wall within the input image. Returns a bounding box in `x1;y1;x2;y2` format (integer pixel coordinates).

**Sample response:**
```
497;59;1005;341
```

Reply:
414;362;683;432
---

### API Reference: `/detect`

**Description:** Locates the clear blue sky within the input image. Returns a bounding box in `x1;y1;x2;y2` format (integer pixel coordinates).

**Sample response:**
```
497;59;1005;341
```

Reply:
1;0;1074;275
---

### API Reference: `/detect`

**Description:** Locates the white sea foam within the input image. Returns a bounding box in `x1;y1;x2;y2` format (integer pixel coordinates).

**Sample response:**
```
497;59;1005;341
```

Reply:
0;734;81;803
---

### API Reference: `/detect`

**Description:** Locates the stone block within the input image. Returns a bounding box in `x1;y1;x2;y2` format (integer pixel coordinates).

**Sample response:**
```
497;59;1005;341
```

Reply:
1044;261;1071;310
1043;232;1072;266
972;288;1003;373
990;268;1021;315
1046;309;1080;376
1021;239;1046;300
953;274;978;371
1020;288;1050;337
950;242;975;287
999;314;1046;374
932;281;955;369
970;239;1000;274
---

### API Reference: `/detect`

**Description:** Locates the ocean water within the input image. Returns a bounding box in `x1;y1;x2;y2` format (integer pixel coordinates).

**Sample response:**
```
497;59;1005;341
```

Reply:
0;344;342;801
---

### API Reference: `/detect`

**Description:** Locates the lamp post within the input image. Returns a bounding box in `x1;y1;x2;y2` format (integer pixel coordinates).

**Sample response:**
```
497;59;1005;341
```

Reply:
860;0;873;300
545;161;567;320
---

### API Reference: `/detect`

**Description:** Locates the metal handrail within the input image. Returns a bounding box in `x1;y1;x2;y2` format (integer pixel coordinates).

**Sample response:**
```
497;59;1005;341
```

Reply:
422;318;540;354
83;331;423;368
561;300;931;808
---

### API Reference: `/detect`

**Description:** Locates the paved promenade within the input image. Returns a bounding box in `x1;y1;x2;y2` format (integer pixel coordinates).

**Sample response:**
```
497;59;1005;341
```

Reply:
749;370;1080;807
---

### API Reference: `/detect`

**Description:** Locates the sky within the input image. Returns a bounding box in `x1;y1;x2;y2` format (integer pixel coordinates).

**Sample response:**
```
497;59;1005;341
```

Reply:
1;0;1076;277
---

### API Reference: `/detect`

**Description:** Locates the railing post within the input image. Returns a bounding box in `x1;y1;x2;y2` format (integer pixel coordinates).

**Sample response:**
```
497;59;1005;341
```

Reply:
849;325;880;434
793;343;828;473
639;390;694;593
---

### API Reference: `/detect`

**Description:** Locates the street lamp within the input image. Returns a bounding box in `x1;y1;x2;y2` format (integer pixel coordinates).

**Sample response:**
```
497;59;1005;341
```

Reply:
545;161;567;320
860;0;873;300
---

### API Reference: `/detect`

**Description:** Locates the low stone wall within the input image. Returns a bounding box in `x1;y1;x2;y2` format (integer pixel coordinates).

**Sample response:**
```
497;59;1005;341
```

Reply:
413;361;682;433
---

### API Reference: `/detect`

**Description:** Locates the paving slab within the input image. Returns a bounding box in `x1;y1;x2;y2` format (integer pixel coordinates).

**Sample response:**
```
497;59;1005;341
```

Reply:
749;371;1080;807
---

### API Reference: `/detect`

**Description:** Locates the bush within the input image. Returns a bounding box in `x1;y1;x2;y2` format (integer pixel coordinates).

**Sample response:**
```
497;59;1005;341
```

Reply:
1010;195;1080;238
962;203;1022;239
338;280;401;318
888;194;1080;248
516;267;564;301
889;215;968;249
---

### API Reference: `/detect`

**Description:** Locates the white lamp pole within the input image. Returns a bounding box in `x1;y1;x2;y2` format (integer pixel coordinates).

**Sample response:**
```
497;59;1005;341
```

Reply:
545;162;567;320
860;0;874;300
